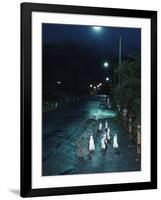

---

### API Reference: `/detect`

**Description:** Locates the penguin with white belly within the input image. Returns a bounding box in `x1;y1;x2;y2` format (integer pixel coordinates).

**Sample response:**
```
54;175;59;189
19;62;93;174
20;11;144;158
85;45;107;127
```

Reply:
107;128;111;140
101;137;106;150
89;135;95;152
105;120;108;129
113;134;119;149
98;121;103;131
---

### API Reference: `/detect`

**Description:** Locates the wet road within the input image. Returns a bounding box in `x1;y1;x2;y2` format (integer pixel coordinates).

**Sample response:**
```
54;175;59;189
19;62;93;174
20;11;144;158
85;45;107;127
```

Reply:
42;95;140;176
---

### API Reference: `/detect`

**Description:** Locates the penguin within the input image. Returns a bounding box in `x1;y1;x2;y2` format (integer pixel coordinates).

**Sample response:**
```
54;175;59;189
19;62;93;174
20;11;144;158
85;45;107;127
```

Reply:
101;137;106;150
103;133;107;145
105;120;108;129
113;134;118;149
89;135;95;151
107;128;111;141
98;121;103;131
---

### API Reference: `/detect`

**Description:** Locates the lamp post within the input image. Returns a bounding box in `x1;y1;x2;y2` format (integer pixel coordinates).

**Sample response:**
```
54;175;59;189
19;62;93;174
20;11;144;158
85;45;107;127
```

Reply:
118;35;122;86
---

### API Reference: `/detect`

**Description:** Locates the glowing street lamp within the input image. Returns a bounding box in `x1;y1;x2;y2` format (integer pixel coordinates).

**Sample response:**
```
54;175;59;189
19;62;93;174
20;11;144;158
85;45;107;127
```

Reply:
103;62;109;68
94;86;96;89
57;81;62;84
93;26;102;32
90;84;93;88
106;77;110;81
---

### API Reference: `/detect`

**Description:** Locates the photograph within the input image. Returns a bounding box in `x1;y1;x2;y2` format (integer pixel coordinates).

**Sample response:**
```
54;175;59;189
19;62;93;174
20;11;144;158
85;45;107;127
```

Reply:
21;3;157;197
42;23;141;176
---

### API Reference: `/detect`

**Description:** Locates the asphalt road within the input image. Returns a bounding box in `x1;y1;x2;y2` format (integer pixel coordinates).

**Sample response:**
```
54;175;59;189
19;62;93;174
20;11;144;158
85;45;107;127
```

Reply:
42;95;141;176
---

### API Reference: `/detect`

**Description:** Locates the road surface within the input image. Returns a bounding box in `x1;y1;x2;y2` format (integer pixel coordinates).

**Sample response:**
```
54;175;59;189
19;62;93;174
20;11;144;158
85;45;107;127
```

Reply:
42;95;140;176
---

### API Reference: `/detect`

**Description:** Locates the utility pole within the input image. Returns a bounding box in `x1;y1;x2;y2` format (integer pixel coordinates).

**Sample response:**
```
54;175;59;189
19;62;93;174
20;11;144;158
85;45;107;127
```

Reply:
118;35;122;86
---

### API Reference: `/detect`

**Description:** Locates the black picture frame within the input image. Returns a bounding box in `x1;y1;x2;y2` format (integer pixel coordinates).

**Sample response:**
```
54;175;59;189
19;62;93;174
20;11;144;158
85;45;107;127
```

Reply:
21;2;157;197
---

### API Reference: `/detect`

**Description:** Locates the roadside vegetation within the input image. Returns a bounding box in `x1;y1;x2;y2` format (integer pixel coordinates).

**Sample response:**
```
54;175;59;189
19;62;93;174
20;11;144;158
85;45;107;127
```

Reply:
113;53;141;140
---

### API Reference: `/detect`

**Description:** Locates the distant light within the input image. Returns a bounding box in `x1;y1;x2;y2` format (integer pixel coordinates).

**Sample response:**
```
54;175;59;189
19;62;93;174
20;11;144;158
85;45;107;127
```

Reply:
103;62;109;68
94;86;96;89
99;83;102;86
97;85;100;88
57;81;62;84
90;84;93;88
93;26;102;32
106;77;109;81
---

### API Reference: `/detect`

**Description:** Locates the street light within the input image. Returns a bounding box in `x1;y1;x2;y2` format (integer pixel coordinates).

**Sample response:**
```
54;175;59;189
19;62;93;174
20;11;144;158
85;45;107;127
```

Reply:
93;26;102;32
106;77;109;81
103;62;109;68
90;84;93;88
57;81;62;84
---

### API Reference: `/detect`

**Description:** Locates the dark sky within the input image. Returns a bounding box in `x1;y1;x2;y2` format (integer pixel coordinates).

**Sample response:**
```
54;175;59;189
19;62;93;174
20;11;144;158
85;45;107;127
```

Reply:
43;24;141;58
42;23;141;95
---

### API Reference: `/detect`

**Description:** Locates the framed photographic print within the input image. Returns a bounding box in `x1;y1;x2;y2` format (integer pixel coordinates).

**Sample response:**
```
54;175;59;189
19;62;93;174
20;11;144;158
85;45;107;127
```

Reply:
21;2;157;197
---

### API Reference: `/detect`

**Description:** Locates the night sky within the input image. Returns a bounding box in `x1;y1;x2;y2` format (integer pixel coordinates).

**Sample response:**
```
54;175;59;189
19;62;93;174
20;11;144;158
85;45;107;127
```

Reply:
42;24;141;96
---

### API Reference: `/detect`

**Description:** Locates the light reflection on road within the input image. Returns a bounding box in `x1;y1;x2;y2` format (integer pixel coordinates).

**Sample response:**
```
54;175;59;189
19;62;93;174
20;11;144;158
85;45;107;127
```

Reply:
89;109;117;120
